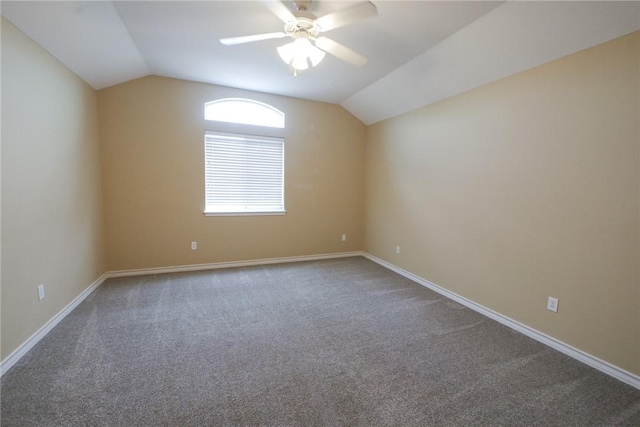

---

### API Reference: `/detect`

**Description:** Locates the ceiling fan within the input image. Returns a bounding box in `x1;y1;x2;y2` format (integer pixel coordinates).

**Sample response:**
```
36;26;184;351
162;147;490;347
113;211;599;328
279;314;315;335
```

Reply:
220;0;378;75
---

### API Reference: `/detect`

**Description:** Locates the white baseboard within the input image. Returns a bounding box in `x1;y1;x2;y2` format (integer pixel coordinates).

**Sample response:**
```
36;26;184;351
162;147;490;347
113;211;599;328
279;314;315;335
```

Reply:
362;252;640;391
107;251;363;277
0;251;363;376
6;250;637;391
0;272;109;376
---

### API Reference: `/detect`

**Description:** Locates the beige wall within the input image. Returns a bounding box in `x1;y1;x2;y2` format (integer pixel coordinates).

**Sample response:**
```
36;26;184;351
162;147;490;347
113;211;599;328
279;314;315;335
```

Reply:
365;32;640;375
2;13;637;381
98;76;366;271
1;18;106;361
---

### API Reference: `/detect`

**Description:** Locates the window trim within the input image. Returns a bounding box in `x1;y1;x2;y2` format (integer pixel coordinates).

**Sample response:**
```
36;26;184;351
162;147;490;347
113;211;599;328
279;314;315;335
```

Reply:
203;131;285;217
204;98;285;128
204;211;286;217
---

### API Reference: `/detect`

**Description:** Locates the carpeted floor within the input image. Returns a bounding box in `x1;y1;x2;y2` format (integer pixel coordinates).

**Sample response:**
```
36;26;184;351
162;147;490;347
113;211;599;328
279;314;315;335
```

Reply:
2;257;640;426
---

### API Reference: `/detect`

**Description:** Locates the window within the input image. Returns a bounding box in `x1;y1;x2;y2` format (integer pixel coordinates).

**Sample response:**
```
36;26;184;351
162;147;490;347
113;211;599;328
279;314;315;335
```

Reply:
204;98;284;128
204;132;285;215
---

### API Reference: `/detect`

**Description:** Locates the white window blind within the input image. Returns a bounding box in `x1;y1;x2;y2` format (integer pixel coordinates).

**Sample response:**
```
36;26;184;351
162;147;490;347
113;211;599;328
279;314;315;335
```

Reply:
205;132;285;215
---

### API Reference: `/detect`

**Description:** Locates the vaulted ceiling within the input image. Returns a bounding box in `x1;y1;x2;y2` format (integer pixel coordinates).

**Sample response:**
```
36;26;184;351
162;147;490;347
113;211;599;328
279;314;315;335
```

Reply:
2;1;639;124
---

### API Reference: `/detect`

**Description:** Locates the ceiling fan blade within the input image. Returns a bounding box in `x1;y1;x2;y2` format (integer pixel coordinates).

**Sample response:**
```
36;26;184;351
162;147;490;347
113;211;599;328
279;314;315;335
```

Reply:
315;37;367;67
220;32;287;46
261;0;296;23
315;1;377;32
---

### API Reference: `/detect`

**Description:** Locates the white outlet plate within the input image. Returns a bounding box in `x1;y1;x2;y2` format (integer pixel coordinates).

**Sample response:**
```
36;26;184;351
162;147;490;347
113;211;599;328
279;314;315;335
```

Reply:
191;241;197;250
341;234;347;242
37;284;45;300
396;246;401;254
547;296;559;312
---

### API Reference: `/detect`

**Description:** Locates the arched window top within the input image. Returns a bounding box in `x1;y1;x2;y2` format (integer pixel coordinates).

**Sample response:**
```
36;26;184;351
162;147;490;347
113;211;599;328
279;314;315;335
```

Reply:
204;98;285;128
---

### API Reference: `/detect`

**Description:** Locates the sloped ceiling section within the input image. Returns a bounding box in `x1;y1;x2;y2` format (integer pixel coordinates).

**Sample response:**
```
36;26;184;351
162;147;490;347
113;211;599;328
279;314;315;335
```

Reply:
1;1;504;105
343;1;640;125
1;1;149;89
1;1;638;125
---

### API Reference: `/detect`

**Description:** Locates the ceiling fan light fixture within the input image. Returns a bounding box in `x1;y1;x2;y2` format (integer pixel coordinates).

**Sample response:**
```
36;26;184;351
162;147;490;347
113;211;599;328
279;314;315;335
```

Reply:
308;44;326;67
291;54;310;70
277;42;294;63
277;37;325;71
221;0;376;74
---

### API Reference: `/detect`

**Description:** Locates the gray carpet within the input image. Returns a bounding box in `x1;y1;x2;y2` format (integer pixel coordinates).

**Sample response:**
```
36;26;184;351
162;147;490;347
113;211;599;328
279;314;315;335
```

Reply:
2;257;640;426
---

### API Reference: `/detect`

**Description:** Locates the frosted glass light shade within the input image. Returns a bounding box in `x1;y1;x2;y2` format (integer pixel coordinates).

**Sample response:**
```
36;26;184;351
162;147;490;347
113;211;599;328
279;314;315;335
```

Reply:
277;38;326;71
308;44;326;66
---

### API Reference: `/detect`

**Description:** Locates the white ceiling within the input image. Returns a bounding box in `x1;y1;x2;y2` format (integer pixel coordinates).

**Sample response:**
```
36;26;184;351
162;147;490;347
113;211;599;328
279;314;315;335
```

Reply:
2;1;639;125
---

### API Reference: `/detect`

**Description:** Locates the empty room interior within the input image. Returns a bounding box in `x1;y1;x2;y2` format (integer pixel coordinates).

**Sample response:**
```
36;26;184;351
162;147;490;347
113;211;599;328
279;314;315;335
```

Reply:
1;0;640;425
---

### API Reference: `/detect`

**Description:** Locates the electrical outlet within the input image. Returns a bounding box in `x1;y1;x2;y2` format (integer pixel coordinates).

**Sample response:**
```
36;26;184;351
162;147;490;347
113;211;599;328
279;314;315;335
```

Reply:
396;246;401;254
547;296;559;313
341;234;347;242
37;284;45;301
191;241;197;250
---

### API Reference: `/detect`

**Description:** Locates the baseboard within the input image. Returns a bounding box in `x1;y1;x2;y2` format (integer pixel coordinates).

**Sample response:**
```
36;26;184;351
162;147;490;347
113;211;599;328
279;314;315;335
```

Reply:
0;272;109;377
362;252;640;391
107;251;364;277
1;251;363;377
9;251;636;391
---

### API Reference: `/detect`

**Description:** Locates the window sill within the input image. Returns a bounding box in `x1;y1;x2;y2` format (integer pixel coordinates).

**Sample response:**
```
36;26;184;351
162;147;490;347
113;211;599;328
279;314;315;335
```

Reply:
204;211;286;217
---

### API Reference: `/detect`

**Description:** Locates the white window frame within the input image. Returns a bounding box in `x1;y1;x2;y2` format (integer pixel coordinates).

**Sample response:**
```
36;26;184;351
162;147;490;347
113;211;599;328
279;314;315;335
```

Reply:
204;98;285;128
204;131;285;216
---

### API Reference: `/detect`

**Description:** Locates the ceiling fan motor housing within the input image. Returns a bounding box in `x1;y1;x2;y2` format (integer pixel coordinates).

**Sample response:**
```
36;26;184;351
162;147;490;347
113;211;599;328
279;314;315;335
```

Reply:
284;12;321;39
